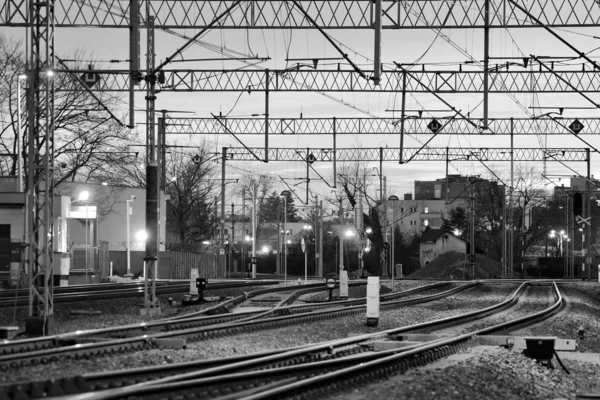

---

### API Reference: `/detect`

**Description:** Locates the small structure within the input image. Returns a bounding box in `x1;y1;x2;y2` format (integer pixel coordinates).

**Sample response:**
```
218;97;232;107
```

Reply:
419;229;466;266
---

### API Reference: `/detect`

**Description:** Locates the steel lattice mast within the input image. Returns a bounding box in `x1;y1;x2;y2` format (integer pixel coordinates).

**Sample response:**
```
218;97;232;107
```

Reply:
26;0;55;333
223;147;588;162
163;116;596;136
50;68;600;94
3;0;600;28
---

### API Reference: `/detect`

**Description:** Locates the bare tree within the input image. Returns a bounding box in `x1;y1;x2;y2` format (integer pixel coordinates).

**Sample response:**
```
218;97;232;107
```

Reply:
0;34;136;186
163;143;218;243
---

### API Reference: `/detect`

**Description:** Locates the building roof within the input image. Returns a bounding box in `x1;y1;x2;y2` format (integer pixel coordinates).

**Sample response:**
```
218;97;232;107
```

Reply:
420;229;464;244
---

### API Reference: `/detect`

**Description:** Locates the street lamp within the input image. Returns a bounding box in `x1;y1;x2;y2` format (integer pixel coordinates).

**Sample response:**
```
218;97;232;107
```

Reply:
125;195;136;277
388;194;399;290
281;190;291;285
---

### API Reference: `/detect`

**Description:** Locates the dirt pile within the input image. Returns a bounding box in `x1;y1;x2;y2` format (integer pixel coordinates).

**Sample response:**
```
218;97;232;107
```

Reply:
409;251;502;280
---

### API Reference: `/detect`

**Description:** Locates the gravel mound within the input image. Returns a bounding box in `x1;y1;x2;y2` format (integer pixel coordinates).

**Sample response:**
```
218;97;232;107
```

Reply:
409;251;502;280
327;345;599;400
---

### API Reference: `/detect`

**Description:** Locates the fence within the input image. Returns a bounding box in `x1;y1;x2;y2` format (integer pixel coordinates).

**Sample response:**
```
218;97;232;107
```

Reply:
168;243;224;279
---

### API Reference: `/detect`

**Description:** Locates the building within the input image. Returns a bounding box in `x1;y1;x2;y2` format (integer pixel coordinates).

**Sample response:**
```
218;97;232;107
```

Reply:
419;229;467;266
389;175;500;238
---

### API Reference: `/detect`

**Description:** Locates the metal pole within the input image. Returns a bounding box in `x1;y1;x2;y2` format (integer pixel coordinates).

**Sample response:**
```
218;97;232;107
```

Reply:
509;123;514;278
314;195;319;277
304;237;307;284
85;203;88;284
283;195;287;285
242;189;246;276
333;120;337;188
265;69;269;162
586;148;591;281
319;200;324;277
126;199;131;276
373;0;382;85
470;181;475;278
143;13;159;315
129;0;139;128
391;207;395;291
445;147;449;204
231;202;235;278
17;78;23;192
252;189;256;279
399;72;406;164
483;0;490;129
339;198;344;275
221;148;226;278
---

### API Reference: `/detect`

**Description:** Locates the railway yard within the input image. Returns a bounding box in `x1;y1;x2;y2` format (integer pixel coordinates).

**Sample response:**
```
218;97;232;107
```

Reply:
0;279;599;400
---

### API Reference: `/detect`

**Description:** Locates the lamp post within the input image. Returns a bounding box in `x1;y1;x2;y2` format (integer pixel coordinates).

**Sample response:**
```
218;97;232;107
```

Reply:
125;195;136;277
281;190;291;285
388;195;399;290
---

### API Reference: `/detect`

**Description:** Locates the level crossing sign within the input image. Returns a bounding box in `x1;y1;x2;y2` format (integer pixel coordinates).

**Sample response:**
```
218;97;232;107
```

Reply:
576;215;591;226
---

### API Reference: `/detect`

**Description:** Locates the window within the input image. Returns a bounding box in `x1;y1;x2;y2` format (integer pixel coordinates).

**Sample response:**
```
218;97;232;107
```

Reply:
400;207;404;213
423;219;429;226
410;220;417;226
424;207;429;213
400;221;404;225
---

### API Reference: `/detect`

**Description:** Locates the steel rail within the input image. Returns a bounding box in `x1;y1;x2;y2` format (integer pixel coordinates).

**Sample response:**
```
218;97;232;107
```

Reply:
0;281;287;356
0;281;370;358
0;282;471;374
240;282;563;400
22;282;543;400
0;281;280;307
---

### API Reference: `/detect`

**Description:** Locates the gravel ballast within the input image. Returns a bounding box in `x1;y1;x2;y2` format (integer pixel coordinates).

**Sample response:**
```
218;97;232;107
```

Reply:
0;283;515;384
1;281;598;400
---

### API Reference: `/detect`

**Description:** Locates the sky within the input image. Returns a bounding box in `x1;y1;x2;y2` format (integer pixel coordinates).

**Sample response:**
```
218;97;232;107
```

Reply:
2;4;600;217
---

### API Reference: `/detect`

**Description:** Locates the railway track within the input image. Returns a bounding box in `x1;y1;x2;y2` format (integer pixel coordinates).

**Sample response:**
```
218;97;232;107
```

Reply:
8;281;561;400
0;281;476;398
0;280;279;308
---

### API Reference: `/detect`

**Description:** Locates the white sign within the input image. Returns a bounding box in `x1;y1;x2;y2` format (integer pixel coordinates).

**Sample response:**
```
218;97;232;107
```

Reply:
366;276;380;325
189;268;199;295
339;270;348;298
301;238;306;253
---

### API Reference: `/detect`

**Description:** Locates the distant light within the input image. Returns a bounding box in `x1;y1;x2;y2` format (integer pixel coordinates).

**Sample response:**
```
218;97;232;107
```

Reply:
101;182;108;186
46;69;54;77
136;230;148;241
345;230;354;237
77;190;89;202
286;239;291;244
454;229;461;236
365;227;372;234
18;74;27;80
202;241;210;245
262;246;270;253
245;235;251;241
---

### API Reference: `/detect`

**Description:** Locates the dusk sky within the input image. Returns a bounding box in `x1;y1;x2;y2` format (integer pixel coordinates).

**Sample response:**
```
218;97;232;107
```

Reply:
3;4;599;214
